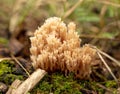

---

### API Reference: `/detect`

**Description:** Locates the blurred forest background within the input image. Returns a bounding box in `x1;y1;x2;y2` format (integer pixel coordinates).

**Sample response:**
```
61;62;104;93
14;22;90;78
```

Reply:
0;0;120;94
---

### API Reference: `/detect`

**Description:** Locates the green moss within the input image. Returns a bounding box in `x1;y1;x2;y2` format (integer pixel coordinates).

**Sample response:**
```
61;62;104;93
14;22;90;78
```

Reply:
30;72;81;94
104;80;117;88
0;37;8;45
0;60;23;85
0;61;117;94
0;60;14;76
104;80;117;94
29;72;118;94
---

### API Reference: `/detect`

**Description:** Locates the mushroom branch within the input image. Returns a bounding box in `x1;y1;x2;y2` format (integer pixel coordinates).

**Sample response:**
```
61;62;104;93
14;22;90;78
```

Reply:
8;17;96;94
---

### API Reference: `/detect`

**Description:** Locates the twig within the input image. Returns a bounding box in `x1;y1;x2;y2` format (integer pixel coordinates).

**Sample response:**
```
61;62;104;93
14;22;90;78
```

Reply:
11;54;30;77
93;70;107;81
92;46;120;67
79;34;120;41
97;52;118;82
6;79;22;94
100;5;107;28
98;0;120;8
98;49;120;67
13;69;47;94
96;83;113;93
0;58;12;62
63;0;83;18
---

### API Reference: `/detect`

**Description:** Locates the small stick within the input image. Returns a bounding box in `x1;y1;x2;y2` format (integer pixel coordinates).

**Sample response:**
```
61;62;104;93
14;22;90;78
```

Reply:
98;0;120;8
96;83;113;92
63;0;83;18
97;49;120;67
12;69;47;94
79;34;120;41
11;54;30;76
97;52;118;82
6;79;22;94
92;46;120;67
0;58;12;62
0;56;30;77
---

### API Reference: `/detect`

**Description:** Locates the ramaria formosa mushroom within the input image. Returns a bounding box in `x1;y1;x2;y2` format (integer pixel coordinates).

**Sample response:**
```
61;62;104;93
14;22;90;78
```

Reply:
30;17;96;79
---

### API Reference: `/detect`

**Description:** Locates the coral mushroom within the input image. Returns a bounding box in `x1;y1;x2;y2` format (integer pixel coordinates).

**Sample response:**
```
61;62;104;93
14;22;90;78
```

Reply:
30;17;96;79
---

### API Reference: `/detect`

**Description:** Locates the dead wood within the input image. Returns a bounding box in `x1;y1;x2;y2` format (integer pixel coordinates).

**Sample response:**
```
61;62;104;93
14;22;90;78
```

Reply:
12;69;46;94
6;79;22;94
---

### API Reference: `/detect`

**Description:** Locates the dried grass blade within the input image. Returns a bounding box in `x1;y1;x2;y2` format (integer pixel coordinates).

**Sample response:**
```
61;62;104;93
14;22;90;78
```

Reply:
97;52;118;82
11;54;30;77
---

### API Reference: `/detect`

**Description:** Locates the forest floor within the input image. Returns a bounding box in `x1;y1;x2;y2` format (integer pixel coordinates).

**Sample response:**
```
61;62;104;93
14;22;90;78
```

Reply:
0;0;120;94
